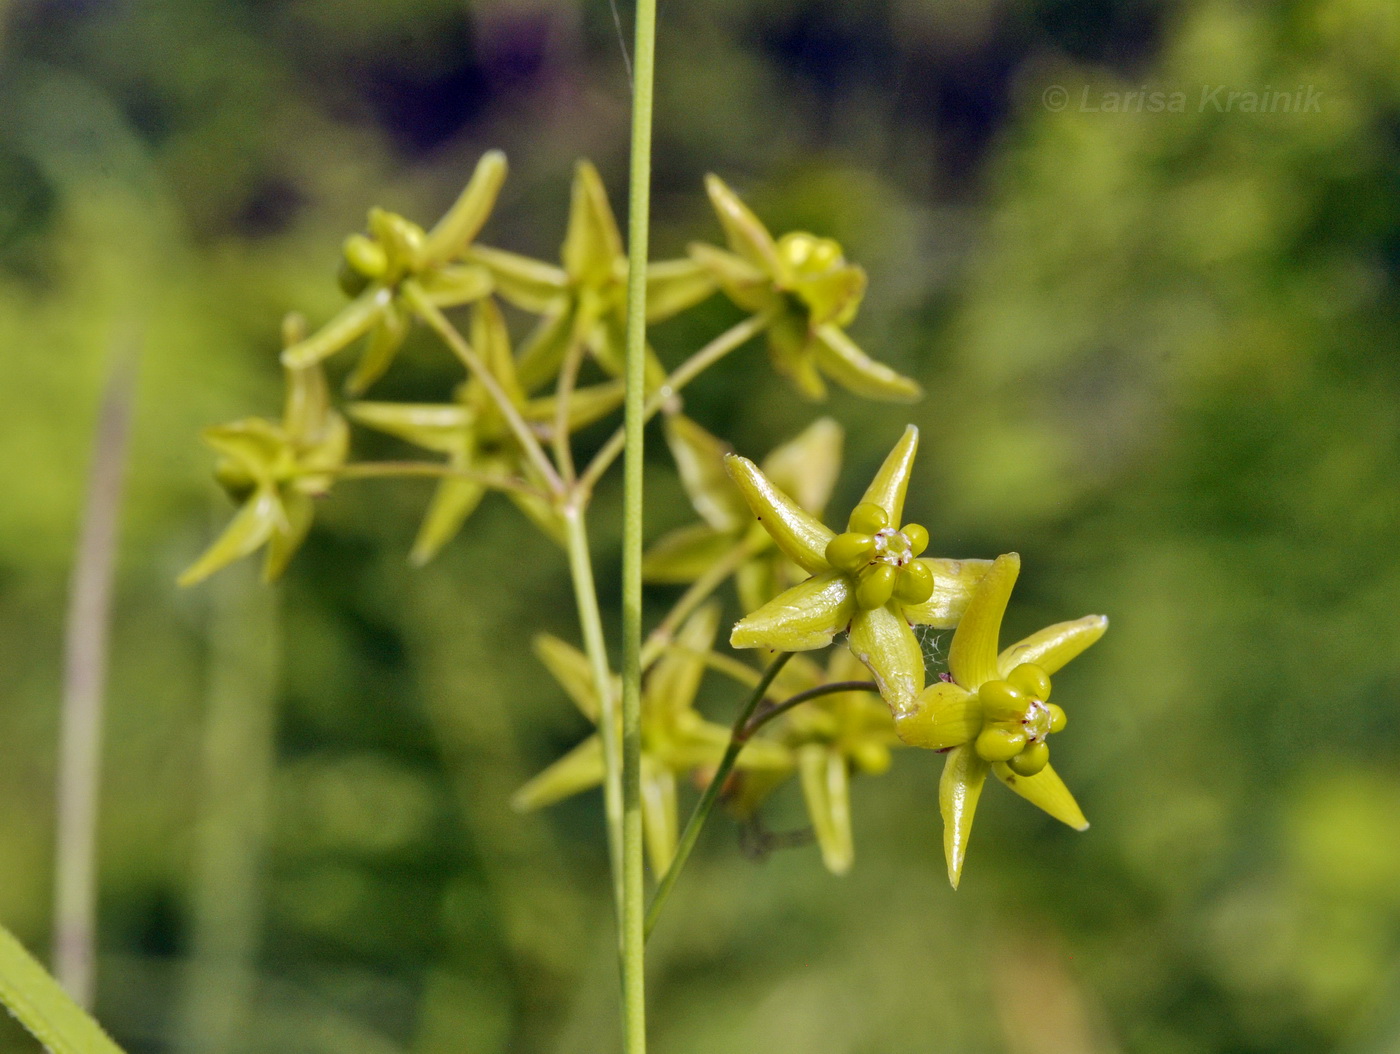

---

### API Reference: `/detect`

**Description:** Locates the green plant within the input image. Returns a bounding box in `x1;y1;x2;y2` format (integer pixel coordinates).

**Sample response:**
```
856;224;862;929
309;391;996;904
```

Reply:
0;19;1107;1052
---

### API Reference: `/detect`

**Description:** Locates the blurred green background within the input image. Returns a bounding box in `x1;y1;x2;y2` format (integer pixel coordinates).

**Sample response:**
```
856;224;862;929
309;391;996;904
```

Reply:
2;0;1400;1050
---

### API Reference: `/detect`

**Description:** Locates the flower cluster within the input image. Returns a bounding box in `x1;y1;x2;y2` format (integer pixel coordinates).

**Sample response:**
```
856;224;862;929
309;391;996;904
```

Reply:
184;153;1106;890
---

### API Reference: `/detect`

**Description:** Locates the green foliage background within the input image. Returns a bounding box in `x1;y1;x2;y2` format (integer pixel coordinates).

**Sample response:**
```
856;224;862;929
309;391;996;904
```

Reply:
2;0;1399;1050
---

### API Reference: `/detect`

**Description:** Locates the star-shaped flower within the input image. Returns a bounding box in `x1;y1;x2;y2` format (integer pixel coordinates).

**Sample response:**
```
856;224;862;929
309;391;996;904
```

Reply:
894;552;1107;887
465;160;717;393
180;319;349;586
281;151;506;393
725;424;991;714
349;298;623;562
643;414;844;613
690;175;922;402
512;604;790;875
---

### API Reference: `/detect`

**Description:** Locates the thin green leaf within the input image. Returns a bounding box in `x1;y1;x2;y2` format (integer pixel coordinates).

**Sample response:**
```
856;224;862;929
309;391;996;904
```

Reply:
0;923;127;1054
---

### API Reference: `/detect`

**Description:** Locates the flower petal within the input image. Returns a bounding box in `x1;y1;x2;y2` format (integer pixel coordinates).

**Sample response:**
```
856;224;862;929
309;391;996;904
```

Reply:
344;301;410;396
730;571;854;652
724;454;834;573
704;174;782;275
761;417;843;517
811;325;922;403
465;245;569;314
262;488;315;582
563;160;624;286
641;757;680;875
532;634;603;722
647;603;719;717
348;401;471;455
516;303;582;391
799;744;854;875
856;424;919;526
424;150;507;265
687;242;772;312
902;558;995;629
471;297;525;405
993;761;1088;831
511;735;604;812
939;744;990;889
524;380;625;433
665;416;749;532
641;525;735;583
947;552;1020;690
798;266;866;327
894;681;980;750
178;486;282;587
415;263;494;309
202;419;284;480
410;475;488;565
646;258;717;321
282;286;391;368
998;615;1109;678
847;605;925;715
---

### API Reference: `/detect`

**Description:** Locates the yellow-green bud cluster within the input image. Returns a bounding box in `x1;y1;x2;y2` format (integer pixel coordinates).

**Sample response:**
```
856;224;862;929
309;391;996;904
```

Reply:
972;662;1066;775
824;501;935;610
340;208;429;295
777;232;846;278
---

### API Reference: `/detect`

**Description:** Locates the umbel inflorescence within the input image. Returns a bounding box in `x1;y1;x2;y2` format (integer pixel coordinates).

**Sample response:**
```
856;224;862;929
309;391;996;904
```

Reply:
183;151;1107;888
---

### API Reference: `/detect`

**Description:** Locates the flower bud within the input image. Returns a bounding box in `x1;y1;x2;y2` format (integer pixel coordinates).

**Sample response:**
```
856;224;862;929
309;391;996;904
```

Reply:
975;726;1027;762
978;679;1026;723
1008;740;1049;776
855;563;897;609
825;531;876;572
902;523;929;557
893;560;935;604
1046;703;1067;734
343;233;388;279
1008;662;1052;701
848;501;888;534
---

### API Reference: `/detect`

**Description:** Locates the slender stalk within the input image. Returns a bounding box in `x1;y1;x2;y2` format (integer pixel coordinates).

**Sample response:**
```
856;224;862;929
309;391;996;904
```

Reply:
551;315;592;485
405;286;565;496
327;461;544;498
577;310;772;496
619;0;659;1042
54;345;138;1008
644;652;792;939
747;681;877;736
561;506;625;918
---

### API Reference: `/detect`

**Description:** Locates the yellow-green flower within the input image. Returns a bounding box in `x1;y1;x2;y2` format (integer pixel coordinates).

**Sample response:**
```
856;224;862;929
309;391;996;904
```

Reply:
895;552;1107;887
512;604;789;875
349;299;622;562
643;414;844;613
726;425;991;714
465;160;716;392
281;151;505;392
180;319;348;586
691;175;921;402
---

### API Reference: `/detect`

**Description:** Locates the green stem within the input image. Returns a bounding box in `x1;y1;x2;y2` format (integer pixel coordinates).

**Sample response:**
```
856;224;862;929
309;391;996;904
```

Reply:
620;0;658;1042
561;506;625;920
644;651;792;939
746;681;877;736
577;310;773;496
